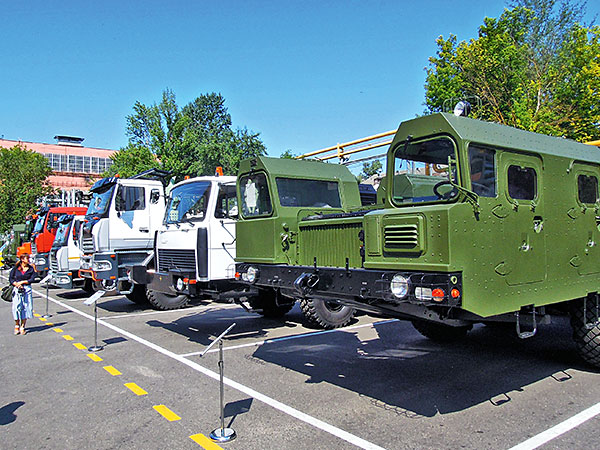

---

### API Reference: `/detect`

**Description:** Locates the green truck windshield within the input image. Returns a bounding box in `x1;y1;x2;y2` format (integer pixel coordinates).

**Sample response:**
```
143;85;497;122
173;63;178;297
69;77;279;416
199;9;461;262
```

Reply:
276;178;341;208
393;137;457;204
240;173;272;217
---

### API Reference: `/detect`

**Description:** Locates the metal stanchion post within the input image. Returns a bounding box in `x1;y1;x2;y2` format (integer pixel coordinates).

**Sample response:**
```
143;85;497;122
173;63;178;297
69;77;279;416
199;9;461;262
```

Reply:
40;274;52;318
84;290;106;352
200;323;237;443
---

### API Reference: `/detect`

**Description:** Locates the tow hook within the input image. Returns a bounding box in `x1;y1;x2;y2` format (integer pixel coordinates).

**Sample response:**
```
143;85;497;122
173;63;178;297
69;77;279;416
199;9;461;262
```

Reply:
294;273;320;295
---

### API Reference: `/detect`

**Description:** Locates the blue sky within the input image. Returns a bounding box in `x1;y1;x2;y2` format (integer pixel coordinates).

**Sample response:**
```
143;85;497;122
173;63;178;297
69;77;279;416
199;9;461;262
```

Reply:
0;1;596;158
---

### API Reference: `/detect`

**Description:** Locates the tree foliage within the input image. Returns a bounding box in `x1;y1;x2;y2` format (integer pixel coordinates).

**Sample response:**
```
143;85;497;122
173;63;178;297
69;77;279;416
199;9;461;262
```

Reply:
424;0;599;141
105;144;157;178
360;160;383;180
112;89;266;180
0;145;53;233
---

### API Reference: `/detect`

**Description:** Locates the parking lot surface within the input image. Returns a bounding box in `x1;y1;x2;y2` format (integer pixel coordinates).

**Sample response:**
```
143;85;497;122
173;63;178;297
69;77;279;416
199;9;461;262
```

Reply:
2;272;600;449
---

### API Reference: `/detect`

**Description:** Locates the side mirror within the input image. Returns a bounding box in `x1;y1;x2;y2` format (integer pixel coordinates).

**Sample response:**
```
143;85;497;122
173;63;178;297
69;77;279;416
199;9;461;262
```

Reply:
150;189;161;204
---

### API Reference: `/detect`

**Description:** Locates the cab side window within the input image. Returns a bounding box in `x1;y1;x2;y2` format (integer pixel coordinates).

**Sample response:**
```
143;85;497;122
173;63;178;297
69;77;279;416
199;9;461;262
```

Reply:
116;186;146;211
468;145;496;197
508;166;537;200
578;174;599;204
215;184;238;219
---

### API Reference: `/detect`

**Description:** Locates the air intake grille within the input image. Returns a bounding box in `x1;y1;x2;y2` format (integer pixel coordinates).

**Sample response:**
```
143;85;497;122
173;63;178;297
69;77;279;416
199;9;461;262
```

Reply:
384;224;418;248
157;249;196;273
50;250;59;272
81;236;94;253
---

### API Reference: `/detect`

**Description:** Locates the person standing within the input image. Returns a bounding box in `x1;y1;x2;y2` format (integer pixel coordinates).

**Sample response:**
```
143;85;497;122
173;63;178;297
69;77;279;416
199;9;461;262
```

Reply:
9;253;36;335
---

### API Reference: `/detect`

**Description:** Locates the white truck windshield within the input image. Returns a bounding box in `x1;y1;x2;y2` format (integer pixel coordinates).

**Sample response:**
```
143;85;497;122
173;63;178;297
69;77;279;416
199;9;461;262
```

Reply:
165;181;212;224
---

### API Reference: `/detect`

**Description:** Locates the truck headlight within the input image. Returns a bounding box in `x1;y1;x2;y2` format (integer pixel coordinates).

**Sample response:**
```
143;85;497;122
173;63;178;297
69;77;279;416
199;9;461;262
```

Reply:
92;260;112;271
246;266;259;283
390;274;409;298
176;277;185;291
35;257;46;265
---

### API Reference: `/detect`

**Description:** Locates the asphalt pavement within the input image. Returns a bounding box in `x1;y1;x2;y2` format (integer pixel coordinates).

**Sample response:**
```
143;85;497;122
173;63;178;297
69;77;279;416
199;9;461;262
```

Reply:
1;270;600;449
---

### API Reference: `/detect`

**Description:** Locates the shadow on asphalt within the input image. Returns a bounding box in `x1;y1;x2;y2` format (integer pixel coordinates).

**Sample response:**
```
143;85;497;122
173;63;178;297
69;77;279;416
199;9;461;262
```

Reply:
251;316;597;417
224;398;253;428
145;304;306;346
0;401;24;425
24;323;67;334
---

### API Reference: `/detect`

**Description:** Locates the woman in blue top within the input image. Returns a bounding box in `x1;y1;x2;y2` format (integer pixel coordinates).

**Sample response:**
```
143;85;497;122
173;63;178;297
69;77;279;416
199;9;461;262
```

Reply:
9;253;36;335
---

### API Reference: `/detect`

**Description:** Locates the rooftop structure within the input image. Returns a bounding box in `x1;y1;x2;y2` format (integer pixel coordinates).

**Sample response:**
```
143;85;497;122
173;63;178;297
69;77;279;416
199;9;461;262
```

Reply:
0;137;117;190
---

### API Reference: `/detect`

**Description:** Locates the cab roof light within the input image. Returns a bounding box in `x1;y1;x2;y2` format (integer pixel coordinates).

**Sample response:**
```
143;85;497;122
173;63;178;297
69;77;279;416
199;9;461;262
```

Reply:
215;166;224;177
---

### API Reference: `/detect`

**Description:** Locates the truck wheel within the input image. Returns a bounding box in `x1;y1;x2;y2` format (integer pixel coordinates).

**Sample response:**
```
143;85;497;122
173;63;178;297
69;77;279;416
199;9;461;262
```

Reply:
570;299;600;368
146;288;189;311
300;298;354;329
249;289;294;318
411;319;472;342
125;285;149;305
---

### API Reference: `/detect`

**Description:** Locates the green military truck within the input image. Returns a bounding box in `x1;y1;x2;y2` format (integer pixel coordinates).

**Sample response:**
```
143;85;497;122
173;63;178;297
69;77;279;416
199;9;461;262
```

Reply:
235;112;600;367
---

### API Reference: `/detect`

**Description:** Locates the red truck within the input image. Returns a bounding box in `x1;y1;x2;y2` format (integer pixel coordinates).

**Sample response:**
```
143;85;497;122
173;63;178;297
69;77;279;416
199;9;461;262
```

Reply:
31;206;88;277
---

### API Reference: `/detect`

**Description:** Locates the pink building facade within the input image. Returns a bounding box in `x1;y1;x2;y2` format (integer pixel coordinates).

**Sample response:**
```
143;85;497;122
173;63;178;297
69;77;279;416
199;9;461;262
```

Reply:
0;137;116;191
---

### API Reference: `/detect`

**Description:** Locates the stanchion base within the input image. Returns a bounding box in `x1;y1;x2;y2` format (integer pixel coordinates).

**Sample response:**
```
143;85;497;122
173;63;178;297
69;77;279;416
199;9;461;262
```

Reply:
210;427;236;443
41;314;52;318
88;345;104;352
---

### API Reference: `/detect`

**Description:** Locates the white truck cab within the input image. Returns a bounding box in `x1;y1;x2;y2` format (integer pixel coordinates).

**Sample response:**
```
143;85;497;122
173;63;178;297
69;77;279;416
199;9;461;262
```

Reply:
79;170;168;299
49;214;89;291
128;175;239;309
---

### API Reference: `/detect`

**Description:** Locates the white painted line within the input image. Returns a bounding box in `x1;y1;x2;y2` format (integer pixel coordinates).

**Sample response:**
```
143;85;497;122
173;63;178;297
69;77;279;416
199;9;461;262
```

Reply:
178;319;399;357
509;401;600;450
100;305;211;320
29;284;387;450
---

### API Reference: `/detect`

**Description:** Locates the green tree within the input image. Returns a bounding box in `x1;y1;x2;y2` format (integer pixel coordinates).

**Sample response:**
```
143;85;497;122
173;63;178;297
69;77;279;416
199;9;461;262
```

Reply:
124;90;266;180
0;145;53;233
279;149;297;159
104;144;158;178
424;0;600;141
360;160;383;179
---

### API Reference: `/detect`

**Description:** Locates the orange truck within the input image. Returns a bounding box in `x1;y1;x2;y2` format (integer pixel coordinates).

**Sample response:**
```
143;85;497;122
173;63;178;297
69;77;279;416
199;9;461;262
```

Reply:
30;206;87;277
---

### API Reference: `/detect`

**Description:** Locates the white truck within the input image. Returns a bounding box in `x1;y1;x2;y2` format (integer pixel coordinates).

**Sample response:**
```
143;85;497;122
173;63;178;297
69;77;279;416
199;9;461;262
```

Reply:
128;175;240;309
78;170;168;303
49;214;92;291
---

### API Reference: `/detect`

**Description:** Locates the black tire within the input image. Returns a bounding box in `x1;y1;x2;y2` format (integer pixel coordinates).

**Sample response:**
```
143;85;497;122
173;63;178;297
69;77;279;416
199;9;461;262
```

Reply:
570;298;600;368
146;288;189;311
411;319;472;342
249;289;294;318
125;284;149;305
82;278;96;295
300;298;354;329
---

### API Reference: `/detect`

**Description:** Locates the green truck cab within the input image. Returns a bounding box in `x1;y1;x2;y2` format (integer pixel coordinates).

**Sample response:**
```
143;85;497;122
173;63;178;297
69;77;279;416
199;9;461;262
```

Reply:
236;112;600;367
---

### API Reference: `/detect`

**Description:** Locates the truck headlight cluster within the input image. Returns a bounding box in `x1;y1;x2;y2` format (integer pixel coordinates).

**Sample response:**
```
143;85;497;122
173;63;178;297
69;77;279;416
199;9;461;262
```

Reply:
390;274;409;298
92;260;112;271
35;257;47;266
235;266;259;283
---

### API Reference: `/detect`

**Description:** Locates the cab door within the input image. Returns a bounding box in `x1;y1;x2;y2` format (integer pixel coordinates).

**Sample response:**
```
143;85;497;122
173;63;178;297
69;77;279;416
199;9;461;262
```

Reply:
208;182;237;280
497;152;546;285
110;183;151;250
569;163;600;275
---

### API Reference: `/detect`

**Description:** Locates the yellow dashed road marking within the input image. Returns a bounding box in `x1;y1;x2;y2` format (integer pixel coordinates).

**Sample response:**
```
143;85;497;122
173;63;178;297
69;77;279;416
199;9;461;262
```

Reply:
73;343;87;350
153;405;181;421
62;335;74;341
45;322;54;326
103;366;122;376
34;313;41;318
39;317;47;322
86;353;103;362
53;328;63;333
124;382;147;396
190;433;224;449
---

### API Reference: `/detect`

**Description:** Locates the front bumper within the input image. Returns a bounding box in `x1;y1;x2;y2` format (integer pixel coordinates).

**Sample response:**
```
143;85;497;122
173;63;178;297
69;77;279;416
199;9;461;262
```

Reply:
235;263;463;311
129;264;198;296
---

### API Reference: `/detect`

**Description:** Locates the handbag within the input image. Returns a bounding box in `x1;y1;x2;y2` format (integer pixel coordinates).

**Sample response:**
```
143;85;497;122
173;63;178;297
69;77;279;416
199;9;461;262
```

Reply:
1;285;14;302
